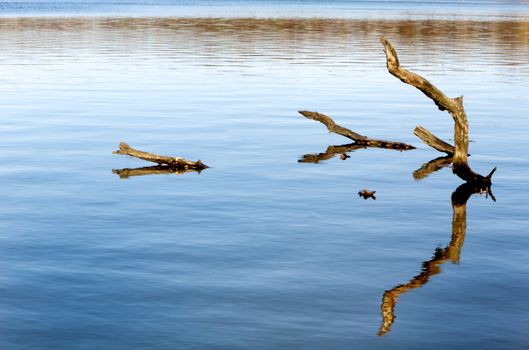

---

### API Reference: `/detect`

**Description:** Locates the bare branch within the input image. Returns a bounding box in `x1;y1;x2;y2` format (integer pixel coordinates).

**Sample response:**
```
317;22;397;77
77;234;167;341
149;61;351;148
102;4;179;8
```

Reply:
380;37;495;186
113;142;208;170
299;110;415;150
413;125;454;155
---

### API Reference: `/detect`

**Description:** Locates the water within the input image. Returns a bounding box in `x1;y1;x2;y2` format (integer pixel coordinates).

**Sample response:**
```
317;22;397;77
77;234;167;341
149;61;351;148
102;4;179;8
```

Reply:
1;2;529;349
1;0;529;19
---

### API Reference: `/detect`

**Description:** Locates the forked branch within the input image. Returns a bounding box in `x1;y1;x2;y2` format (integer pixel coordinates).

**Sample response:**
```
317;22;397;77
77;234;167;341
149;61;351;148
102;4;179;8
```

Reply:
380;37;495;187
299;110;415;150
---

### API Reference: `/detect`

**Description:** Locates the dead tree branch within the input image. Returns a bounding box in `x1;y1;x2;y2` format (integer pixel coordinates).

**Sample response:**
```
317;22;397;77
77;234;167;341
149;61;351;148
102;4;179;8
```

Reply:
414;125;454;155
113;142;208;171
299;110;415;150
380;37;495;187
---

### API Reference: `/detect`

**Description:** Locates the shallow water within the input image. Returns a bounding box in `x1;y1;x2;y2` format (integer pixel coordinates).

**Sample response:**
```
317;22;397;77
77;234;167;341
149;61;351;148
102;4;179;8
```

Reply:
1;4;529;350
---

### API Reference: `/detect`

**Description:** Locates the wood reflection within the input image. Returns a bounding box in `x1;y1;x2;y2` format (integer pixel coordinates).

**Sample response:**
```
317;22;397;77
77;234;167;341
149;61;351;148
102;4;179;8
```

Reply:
378;183;494;336
412;156;453;180
298;143;367;163
112;166;202;179
0;18;527;62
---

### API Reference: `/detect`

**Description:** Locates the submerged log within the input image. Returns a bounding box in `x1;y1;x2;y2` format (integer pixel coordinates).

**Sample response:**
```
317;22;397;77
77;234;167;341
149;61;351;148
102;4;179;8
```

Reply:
113;142;208;170
299;110;415;150
380;37;495;188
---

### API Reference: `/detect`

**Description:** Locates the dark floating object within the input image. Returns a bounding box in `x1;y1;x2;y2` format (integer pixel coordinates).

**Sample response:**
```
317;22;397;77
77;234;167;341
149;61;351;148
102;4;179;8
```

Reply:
358;189;376;200
339;153;350;160
414;125;455;155
112;142;208;178
298;110;415;151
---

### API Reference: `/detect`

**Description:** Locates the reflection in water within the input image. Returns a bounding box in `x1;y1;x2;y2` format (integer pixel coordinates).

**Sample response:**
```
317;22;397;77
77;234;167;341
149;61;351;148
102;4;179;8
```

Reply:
413;156;453;180
112;166;203;179
0;18;528;72
378;183;495;336
299;141;412;163
298;143;367;163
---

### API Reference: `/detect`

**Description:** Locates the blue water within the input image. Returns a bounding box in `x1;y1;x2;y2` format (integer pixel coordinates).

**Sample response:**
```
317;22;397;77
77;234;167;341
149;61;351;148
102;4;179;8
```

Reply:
1;0;529;19
1;3;529;350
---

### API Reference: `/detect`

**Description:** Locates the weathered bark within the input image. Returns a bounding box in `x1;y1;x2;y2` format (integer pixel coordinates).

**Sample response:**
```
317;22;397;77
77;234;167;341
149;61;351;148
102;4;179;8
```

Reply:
113;142;208;170
299;110;415;150
412;156;453;180
414;125;454;155
380;37;495;187
113;166;202;179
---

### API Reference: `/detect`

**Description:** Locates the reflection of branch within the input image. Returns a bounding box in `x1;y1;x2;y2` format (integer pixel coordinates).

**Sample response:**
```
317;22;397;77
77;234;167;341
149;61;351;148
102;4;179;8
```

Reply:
299;110;415;150
378;183;494;336
298;143;367;163
412;156;453;180
112;166;202;179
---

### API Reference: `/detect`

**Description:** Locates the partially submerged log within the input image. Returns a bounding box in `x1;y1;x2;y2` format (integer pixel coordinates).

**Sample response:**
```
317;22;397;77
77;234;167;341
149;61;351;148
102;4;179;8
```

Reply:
380;37;495;188
113;142;208;171
299;110;415;150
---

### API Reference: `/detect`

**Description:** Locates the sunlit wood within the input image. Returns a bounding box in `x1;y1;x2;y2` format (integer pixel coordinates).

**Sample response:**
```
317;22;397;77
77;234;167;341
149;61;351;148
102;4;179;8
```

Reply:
381;37;496;187
299;110;415;150
113;142;208;170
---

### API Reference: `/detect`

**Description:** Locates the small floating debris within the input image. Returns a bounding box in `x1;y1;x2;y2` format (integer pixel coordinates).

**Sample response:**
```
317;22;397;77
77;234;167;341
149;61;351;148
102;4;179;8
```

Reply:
358;189;376;200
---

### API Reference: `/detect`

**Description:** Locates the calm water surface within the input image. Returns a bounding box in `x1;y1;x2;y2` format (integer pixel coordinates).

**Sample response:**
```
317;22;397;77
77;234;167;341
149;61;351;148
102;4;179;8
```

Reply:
1;2;529;349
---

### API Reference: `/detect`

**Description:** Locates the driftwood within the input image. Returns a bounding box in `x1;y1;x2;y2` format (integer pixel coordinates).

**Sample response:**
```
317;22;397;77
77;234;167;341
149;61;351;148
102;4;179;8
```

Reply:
380;37;495;188
378;182;493;336
113;166;202;179
299;110;415;150
412;156;453;180
113;142;208;171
